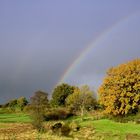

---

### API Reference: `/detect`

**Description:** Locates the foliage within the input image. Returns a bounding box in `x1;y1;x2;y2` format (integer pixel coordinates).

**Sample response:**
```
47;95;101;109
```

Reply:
50;122;63;135
66;85;97;116
2;97;28;112
50;122;71;136
51;83;75;107
30;90;49;131
108;111;140;123
60;123;71;136
30;90;49;113
17;97;28;111
98;59;140;116
45;107;73;121
3;99;19;112
69;121;80;132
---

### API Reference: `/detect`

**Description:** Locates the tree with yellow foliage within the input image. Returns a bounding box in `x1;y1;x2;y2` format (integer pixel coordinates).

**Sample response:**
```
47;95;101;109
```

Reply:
98;59;140;116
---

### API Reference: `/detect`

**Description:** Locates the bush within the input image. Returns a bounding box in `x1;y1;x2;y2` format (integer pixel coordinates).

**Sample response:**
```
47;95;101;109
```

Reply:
69;121;80;132
50;122;71;136
50;122;63;135
61;123;71;136
31;111;46;132
108;112;140;123
45;108;73;121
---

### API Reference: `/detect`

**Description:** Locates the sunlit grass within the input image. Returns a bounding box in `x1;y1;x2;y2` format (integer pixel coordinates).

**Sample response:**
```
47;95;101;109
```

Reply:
92;119;140;134
0;113;31;123
0;113;140;139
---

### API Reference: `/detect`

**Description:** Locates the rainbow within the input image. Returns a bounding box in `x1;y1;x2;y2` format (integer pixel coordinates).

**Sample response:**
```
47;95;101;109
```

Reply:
56;11;139;86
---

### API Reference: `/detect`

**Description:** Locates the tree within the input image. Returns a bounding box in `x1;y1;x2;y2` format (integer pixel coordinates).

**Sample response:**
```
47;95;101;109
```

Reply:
66;85;97;116
2;97;28;112
7;99;17;111
51;83;75;107
30;90;49;131
17;97;28;111
98;59;140;116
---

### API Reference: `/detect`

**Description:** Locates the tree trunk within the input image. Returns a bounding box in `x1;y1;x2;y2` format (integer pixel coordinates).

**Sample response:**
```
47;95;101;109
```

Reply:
80;105;85;121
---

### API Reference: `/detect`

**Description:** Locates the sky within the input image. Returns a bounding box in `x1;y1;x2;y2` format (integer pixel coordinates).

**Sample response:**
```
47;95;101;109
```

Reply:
0;0;140;103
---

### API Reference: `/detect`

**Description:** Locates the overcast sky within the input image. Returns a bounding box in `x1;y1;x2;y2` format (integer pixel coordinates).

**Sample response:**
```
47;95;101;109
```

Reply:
0;1;140;103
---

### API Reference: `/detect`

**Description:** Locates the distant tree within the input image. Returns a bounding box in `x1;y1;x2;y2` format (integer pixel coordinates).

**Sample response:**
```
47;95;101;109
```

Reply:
66;85;97;116
17;97;28;111
7;99;18;111
98;59;140;116
51;83;75;107
8;99;17;107
2;97;28;112
30;90;49;131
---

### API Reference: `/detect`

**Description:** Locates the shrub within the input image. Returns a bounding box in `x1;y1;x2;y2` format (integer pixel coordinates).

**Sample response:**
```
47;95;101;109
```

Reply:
45;108;73;121
31;117;45;132
108;112;140;123
69;121;80;132
50;122;63;134
50;122;71;136
61;123;71;136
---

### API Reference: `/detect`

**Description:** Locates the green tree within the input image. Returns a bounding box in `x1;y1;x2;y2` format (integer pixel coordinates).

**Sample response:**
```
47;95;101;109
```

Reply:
30;90;49;131
8;99;17;111
98;59;140;116
51;83;75;107
17;97;28;111
66;85;97;116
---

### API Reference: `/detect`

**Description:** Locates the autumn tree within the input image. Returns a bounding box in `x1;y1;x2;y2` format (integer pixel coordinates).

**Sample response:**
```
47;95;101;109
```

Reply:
66;85;97;116
98;59;140;116
51;83;75;107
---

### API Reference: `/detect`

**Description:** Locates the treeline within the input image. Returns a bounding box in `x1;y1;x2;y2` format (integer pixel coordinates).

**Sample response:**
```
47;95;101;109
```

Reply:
0;84;98;116
0;96;28;112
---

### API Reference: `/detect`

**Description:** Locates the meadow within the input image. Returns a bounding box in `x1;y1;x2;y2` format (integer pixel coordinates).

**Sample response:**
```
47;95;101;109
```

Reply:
0;113;140;140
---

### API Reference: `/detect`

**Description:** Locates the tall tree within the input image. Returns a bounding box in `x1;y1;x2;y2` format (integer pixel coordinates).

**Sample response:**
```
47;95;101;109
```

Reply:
98;59;140;116
51;83;75;107
30;90;49;131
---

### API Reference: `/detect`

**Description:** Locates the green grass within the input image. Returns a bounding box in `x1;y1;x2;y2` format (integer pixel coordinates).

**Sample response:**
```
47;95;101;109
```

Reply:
66;115;140;135
66;116;140;140
92;119;140;134
0;113;140;139
0;113;31;123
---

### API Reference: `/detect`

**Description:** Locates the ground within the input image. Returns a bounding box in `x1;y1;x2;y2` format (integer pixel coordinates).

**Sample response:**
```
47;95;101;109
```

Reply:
0;113;140;140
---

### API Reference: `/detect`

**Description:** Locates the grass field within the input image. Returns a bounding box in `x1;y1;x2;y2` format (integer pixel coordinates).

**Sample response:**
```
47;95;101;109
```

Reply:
0;113;31;123
0;113;140;139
